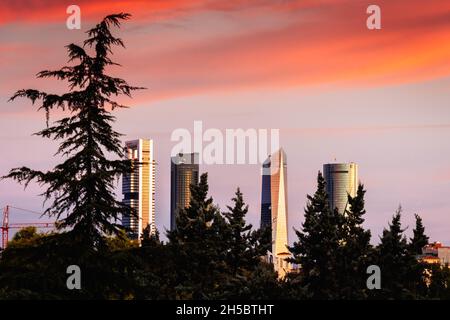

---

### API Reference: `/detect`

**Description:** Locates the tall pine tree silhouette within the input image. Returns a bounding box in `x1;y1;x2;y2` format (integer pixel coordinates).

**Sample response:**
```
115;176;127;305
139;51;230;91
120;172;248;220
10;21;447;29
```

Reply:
223;188;271;278
408;214;429;256
223;188;253;276
338;184;373;299
375;207;421;299
3;13;142;246
407;213;430;297
289;171;343;299
167;173;229;299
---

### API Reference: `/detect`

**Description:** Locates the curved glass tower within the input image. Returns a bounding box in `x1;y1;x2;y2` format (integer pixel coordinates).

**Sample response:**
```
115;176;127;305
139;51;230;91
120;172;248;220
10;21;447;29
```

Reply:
170;153;199;231
323;162;358;214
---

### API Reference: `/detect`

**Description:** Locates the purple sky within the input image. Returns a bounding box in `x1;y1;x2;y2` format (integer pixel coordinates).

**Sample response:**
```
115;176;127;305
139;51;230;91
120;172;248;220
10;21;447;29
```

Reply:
1;0;450;245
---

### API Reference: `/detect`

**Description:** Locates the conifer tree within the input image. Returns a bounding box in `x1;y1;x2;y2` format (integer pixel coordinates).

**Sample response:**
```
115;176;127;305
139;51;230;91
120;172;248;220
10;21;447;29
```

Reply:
289;171;343;299
375;207;419;299
218;188;274;298
408;214;429;256
339;184;373;299
223;188;252;276
223;188;269;276
141;225;161;248
167;173;229;299
3;13;141;246
407;214;430;297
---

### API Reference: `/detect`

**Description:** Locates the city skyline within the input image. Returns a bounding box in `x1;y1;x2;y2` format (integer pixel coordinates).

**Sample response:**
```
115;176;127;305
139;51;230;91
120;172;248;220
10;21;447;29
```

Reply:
1;1;450;304
2;119;450;246
1;0;450;246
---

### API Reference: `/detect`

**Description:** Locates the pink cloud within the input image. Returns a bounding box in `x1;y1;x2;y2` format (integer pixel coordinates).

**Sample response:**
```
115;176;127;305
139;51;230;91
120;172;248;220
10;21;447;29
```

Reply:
2;0;450;106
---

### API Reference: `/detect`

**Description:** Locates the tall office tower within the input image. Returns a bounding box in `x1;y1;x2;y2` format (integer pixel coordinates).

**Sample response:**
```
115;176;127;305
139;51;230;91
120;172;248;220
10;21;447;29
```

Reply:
170;153;199;231
260;157;272;229
261;148;290;277
323;162;358;214
122;139;156;239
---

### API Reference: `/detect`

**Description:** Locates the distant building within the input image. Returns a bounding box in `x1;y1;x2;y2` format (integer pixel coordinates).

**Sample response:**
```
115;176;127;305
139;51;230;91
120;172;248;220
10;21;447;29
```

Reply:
122;139;156;239
170;153;199;231
420;242;450;265
260;157;272;229
260;148;290;278
323;162;358;214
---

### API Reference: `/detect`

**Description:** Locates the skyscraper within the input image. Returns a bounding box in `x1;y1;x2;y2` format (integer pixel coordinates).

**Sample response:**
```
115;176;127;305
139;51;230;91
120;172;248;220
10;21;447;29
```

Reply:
170;153;199;231
261;148;290;277
323;162;358;214
260;157;271;229
122;139;156;239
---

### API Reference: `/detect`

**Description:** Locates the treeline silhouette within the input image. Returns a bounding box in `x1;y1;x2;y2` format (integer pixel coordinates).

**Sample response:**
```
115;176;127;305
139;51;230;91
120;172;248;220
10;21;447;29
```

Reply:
1;172;450;299
0;13;449;300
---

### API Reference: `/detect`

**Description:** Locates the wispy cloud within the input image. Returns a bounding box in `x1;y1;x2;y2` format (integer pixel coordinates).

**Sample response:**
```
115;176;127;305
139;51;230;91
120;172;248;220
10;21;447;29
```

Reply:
2;0;450;104
282;124;450;135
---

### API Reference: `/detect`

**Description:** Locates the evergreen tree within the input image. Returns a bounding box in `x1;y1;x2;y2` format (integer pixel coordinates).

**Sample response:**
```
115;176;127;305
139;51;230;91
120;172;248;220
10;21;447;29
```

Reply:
374;207;420;299
223;188;269;276
3;13;141;246
220;188;274;298
408;214;429;256
407;214;430;297
141;225;161;248
167;173;229;299
338;184;373;299
289;171;343;299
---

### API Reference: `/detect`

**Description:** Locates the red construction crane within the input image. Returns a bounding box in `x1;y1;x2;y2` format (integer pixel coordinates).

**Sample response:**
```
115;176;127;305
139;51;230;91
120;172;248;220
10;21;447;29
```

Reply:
1;205;55;250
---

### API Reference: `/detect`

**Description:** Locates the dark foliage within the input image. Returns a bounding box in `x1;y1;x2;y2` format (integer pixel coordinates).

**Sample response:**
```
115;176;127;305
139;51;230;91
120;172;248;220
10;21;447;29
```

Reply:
3;13;143;245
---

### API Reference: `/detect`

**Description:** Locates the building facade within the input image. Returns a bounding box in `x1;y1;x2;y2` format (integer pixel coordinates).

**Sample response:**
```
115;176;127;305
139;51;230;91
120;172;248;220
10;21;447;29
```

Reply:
323;162;358;214
170;153;199;231
260;157;272;229
261;148;290;277
420;242;450;265
122;139;156;239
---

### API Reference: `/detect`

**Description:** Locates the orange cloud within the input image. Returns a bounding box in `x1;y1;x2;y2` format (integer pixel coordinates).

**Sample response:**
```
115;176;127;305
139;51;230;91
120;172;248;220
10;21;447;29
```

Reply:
113;0;450;102
0;0;205;25
2;0;450;105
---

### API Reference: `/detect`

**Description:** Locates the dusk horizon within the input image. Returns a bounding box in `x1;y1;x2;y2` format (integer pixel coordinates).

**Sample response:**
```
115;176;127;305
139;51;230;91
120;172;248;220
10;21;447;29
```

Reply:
1;0;450;306
1;1;449;245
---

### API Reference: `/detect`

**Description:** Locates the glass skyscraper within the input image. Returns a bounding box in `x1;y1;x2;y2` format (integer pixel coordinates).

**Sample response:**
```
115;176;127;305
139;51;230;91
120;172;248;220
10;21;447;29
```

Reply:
122;139;156;239
170;153;199;231
323;162;358;214
260;157;272;229
261;148;290;277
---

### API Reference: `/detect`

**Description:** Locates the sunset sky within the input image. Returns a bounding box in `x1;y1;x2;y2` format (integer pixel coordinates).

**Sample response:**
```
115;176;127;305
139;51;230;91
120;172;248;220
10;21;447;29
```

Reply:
1;0;450;244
